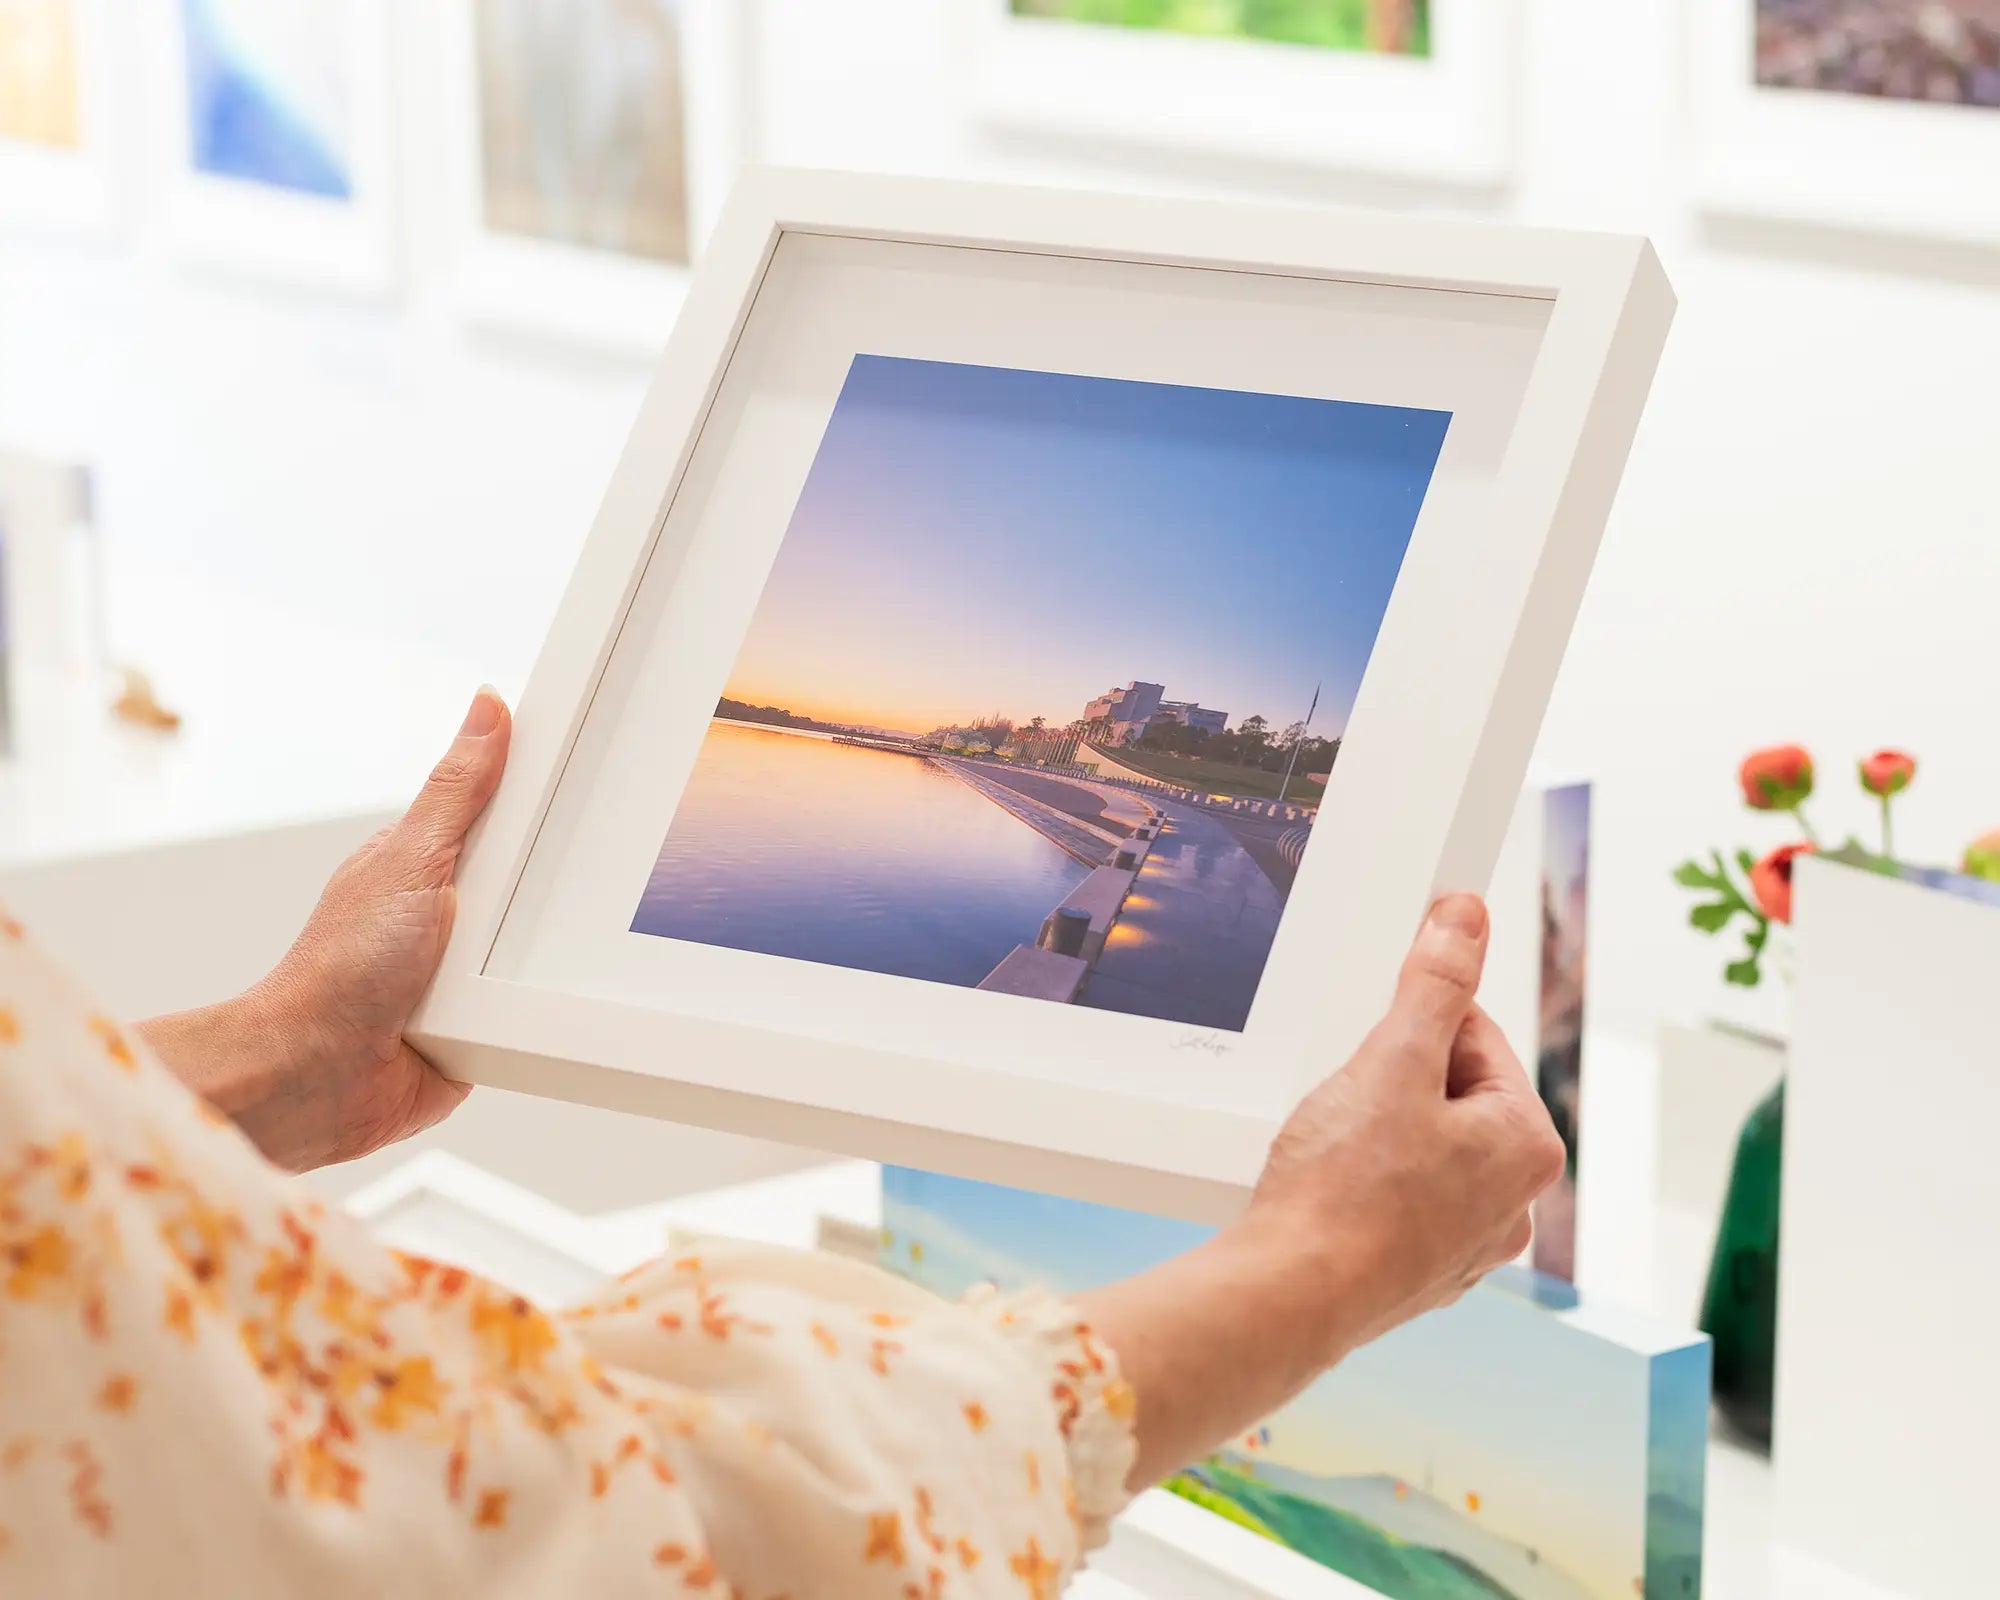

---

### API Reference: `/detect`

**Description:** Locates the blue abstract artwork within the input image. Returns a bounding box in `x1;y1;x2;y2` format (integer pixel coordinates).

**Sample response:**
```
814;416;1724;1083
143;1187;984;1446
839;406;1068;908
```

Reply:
181;0;353;199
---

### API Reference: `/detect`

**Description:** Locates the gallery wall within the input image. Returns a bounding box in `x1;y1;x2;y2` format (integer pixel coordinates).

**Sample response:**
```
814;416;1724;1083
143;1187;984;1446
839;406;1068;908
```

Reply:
2;0;1995;1048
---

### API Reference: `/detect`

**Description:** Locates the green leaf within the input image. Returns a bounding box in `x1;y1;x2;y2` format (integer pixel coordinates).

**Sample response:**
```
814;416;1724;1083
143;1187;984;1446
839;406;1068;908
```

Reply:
1689;901;1735;933
1735;849;1758;875
1725;956;1764;987
1746;922;1770;952
1674;860;1719;889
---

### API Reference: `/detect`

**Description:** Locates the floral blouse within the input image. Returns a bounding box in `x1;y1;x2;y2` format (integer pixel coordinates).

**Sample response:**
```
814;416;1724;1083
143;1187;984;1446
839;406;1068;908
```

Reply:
0;910;1136;1597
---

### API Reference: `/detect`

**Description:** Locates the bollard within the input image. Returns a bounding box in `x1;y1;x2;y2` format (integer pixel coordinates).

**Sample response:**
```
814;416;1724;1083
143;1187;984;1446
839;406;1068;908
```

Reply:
1114;848;1139;871
1044;906;1091;958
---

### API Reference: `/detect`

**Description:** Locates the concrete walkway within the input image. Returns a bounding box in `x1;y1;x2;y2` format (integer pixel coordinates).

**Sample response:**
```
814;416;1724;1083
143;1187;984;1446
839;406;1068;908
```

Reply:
962;765;1148;839
1079;799;1286;1034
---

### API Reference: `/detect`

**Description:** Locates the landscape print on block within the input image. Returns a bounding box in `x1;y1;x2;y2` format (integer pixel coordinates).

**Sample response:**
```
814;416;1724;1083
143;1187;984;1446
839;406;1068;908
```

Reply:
630;355;1452;1032
1011;0;1432;57
1533;781;1591;1282
882;1167;1709;1600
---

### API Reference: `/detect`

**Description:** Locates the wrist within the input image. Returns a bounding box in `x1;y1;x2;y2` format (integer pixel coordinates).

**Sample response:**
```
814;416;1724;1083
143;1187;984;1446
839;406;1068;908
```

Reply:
1224;1196;1400;1376
138;983;313;1158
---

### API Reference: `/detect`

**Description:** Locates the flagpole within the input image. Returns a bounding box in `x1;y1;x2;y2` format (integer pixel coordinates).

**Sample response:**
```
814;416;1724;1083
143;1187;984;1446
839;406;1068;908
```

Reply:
1276;682;1321;806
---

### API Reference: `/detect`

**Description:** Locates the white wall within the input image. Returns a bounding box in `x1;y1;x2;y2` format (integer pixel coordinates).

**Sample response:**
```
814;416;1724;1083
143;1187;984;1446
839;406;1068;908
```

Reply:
3;0;1995;1047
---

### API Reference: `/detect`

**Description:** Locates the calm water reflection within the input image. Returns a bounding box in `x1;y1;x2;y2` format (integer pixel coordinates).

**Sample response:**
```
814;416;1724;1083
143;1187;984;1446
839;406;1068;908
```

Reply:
632;722;1088;987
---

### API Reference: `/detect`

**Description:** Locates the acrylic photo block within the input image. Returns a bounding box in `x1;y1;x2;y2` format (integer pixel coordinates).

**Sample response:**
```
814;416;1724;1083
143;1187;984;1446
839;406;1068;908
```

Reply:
1483;778;1592;1284
881;1167;1708;1600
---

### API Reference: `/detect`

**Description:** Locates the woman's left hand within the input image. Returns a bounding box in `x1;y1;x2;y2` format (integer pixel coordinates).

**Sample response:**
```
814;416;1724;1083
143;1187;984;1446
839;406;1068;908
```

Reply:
141;688;511;1171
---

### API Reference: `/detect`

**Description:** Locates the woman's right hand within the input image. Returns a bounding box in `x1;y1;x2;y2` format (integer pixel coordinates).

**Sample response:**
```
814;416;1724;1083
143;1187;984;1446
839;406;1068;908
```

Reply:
1247;891;1565;1356
1077;892;1565;1490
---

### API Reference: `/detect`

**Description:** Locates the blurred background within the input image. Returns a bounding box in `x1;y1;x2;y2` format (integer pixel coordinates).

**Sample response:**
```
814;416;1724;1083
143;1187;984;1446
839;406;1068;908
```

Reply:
4;0;1993;1049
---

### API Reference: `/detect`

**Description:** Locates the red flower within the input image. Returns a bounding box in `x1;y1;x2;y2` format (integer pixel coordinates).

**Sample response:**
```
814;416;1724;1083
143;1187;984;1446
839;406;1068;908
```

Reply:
1858;750;1916;797
1966;830;2000;884
1739;745;1814;810
1749;843;1818;925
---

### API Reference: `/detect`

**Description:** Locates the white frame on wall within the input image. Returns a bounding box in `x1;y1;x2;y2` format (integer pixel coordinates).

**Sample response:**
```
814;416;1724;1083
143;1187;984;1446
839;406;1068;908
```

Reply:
959;0;1518;185
437;0;752;355
409;168;1672;1223
147;0;400;295
0;0;122;237
1690;0;2000;246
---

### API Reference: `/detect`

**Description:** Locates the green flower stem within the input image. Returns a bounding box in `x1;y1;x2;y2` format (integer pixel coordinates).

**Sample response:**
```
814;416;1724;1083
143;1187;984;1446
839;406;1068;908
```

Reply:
1790;804;1821;847
1881;794;1894;862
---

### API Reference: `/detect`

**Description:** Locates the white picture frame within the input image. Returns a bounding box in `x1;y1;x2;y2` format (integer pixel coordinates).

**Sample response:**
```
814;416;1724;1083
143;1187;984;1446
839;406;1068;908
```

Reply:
1690;0;2000;246
438;0;752;355
147;0;399;295
0;0;122;236
408;168;1673;1223
959;0;1518;186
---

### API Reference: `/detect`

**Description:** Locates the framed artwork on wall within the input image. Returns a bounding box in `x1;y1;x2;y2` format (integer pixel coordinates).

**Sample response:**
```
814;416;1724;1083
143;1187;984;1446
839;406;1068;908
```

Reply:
0;0;120;235
959;1;1518;185
149;0;399;293
1691;0;2000;244
438;0;752;354
406;169;1671;1220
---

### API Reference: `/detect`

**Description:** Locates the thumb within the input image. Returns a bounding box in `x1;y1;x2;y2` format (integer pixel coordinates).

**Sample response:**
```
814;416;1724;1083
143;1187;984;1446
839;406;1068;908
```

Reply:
1384;894;1489;1073
392;688;511;881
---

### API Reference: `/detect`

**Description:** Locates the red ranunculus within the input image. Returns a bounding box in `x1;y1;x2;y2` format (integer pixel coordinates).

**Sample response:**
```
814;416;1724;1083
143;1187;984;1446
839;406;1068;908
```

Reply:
1966;830;2000;884
1739;745;1814;811
1750;842;1818;925
1859;749;1916;798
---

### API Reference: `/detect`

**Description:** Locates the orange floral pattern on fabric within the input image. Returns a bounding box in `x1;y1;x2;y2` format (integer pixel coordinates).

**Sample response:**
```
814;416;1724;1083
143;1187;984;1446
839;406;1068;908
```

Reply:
0;905;1135;1593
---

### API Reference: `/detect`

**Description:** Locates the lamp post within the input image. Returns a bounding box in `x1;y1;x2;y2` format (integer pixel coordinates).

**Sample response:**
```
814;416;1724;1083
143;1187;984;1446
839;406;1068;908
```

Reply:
1275;682;1321;806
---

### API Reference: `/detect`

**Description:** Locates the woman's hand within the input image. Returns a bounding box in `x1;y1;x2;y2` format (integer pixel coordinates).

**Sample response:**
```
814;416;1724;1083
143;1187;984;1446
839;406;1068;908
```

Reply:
1077;892;1564;1488
141;689;512;1172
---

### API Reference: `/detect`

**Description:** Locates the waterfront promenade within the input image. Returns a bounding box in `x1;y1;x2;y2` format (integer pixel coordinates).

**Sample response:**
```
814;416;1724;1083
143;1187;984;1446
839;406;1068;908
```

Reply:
1080;796;1285;1033
949;760;1291;1033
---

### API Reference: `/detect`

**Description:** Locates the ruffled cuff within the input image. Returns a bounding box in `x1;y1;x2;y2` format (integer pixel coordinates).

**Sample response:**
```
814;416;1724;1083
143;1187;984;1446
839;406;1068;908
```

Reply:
963;1284;1138;1553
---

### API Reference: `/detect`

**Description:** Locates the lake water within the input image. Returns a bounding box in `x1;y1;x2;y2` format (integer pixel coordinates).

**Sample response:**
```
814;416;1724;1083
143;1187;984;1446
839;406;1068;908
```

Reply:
632;721;1089;987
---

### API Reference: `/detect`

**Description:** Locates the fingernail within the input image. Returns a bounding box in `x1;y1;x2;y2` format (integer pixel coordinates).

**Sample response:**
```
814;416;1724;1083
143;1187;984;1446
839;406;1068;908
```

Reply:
1429;894;1487;939
459;687;503;739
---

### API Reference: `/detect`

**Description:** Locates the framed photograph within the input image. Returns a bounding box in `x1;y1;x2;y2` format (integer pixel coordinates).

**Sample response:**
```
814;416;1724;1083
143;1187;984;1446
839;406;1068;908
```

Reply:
960;1;1518;185
1691;0;2000;244
149;0;399;293
438;0;752;353
408;169;1673;1221
0;0;120;234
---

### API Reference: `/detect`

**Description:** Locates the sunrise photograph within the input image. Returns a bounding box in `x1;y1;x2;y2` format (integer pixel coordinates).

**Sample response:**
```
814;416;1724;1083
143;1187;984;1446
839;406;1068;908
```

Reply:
630;354;1452;1031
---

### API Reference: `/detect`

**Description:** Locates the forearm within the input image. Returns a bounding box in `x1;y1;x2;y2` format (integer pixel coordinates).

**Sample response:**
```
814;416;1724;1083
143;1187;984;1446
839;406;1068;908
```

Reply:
1075;1213;1384;1490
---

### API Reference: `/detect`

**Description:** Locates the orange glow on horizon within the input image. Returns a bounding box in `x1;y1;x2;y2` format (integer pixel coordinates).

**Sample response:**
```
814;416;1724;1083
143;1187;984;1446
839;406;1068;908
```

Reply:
722;678;1052;736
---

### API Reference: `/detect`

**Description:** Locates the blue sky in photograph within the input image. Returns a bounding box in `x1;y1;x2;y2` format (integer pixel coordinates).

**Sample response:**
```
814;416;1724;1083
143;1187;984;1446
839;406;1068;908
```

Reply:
726;355;1452;737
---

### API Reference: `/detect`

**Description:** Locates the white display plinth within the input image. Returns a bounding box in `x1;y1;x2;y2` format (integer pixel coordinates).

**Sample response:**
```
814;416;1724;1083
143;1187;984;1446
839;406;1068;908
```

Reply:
1777;859;2000;1598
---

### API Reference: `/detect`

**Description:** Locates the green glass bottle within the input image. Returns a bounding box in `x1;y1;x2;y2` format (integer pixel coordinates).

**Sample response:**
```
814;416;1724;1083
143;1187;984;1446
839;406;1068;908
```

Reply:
1699;1080;1785;1448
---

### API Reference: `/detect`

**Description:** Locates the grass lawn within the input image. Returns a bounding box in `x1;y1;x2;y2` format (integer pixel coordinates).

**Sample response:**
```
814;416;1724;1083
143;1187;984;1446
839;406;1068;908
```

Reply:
1105;748;1326;804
